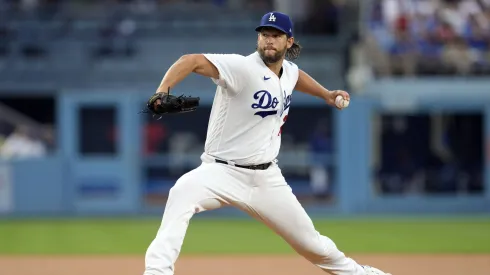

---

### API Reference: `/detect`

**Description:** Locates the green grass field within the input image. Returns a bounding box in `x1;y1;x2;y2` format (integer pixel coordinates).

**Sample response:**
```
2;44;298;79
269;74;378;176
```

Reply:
1;217;489;255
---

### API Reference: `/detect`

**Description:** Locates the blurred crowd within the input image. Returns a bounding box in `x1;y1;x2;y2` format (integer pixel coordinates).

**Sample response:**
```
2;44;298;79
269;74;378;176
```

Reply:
365;0;490;76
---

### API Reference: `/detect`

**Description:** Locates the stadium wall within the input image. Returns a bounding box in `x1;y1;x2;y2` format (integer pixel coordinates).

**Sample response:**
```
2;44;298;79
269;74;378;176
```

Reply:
1;79;489;217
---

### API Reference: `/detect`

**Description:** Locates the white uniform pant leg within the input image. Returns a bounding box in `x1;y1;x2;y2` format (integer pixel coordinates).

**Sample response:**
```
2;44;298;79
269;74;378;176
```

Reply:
245;164;366;275
144;162;251;275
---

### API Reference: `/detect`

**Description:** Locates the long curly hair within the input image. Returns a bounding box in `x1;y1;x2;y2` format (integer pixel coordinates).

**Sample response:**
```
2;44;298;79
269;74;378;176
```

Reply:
286;41;302;61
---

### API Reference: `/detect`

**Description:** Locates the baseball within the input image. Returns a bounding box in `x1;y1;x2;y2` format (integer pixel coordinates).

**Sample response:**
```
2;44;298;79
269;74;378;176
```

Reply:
335;95;350;108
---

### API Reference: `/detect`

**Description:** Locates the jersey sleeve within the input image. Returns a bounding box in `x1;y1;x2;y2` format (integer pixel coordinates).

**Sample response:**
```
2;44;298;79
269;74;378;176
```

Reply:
202;54;247;94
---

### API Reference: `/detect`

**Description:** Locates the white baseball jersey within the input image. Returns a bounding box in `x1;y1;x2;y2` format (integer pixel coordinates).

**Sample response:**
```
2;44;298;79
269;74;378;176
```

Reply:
201;51;299;165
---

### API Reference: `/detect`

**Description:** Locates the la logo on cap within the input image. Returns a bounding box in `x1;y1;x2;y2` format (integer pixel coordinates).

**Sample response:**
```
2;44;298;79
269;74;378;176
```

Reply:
268;13;276;22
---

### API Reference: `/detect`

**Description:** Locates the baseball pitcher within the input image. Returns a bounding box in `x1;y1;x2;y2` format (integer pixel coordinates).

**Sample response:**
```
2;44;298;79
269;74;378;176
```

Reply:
142;11;392;275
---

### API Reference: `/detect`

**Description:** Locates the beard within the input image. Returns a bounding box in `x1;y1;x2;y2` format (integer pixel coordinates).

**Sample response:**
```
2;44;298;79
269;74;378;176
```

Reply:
258;46;287;64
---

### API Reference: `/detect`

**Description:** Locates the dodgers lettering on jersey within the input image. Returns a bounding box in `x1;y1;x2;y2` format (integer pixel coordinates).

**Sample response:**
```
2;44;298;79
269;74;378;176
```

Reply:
252;90;279;118
201;52;299;165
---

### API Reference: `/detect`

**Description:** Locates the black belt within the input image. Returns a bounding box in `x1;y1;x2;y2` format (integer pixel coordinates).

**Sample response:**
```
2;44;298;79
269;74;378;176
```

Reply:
215;159;272;170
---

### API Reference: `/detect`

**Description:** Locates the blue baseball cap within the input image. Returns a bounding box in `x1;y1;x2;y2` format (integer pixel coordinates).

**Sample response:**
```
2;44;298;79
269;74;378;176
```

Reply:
255;11;293;37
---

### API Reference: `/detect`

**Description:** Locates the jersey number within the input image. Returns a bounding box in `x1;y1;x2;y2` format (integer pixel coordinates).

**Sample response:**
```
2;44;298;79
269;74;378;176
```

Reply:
278;115;288;135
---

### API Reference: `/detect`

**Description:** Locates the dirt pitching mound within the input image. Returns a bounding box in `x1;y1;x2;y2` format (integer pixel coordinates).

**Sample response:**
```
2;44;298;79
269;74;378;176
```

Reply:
1;254;489;275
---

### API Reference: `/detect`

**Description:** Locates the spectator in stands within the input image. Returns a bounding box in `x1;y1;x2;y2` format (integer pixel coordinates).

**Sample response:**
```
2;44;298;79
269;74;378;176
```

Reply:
441;36;474;74
410;9;443;74
364;1;393;76
0;125;46;159
463;13;490;71
390;10;417;76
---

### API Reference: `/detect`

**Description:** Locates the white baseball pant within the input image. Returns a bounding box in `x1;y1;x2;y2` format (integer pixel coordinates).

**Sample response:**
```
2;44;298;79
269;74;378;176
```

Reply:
143;153;366;275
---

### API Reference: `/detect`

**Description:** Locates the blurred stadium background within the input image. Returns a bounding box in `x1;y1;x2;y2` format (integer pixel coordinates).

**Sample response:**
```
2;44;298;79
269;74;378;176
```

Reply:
0;0;489;275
